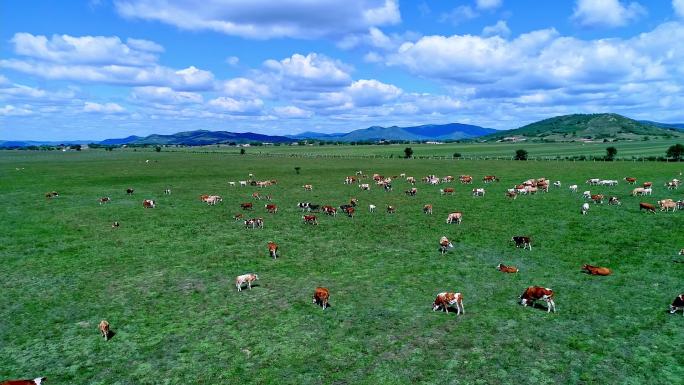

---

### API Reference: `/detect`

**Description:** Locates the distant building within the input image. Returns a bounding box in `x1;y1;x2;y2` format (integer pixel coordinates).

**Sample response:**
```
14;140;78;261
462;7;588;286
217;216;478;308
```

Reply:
425;141;444;144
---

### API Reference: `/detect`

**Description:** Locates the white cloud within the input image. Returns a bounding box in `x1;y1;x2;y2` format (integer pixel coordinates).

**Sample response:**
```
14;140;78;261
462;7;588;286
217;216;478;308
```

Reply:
273;105;312;118
222;77;271;98
114;0;400;39
440;6;478;25
126;38;164;53
208;97;264;114
263;53;352;91
476;0;502;10
347;79;402;107
0;105;32;116
131;86;202;104
572;0;645;28
226;56;240;66
83;102;125;113
675;0;684;17
482;20;511;37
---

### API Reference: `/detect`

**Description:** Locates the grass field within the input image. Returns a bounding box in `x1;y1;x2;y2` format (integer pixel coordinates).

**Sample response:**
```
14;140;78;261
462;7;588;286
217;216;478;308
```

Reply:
1;150;683;385
167;138;683;159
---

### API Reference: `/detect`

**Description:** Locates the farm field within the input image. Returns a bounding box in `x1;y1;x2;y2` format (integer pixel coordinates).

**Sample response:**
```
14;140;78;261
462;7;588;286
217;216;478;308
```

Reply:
168;138;682;159
1;150;683;385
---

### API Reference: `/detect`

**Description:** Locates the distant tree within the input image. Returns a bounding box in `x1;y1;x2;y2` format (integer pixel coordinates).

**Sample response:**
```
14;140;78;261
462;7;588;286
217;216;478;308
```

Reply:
240;148;246;155
514;149;528;160
605;146;617;161
71;144;82;151
404;147;414;159
155;146;162;152
453;152;462;158
294;166;301;174
666;144;684;160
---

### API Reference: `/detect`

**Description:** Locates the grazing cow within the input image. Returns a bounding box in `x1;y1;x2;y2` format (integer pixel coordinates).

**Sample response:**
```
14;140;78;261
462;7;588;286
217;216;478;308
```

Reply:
639;202;656;213
302;184;313;191
497;264;518;273
322;205;337;216
206;195;222;205
368;204;376;212
233;213;243;221
658;200;677;212
240;202;253;210
582;191;591;199
483;175;499;183
553;181;561;188
581;203;589;215
643;182;652;188
0;378;46;385
386;205;396;214
265;204;278;214
244;218;264;229
126;188;134;195
112;221;120;228
142;199;155;208
591;194;604;204
267;242;278;259
459;175;473;184
624;177;637;184
670;294;684;315
99;197;111;205
569;184;578;193
345;207;355;218
164;188;171;195
666;181;679;190
405;188;417;196
406;176;416;185
440;188;455;195
383;183;393;192
252;192;262;200
608;196;621;205
302;215;318;225
98;320;110;340
582;264;612;276
679;249;684;256
350;198;358;207
439;236;454;254
236;274;258;291
228;181;236;187
446;212;463;224
239;181;247;187
586;178;599;185
45;191;59;199
423;204;433;215
519;286;556;313
432;292;464;315
511;236;532;250
506;191;518;200
359;183;370;191
312;287;330;309
472;188;485;197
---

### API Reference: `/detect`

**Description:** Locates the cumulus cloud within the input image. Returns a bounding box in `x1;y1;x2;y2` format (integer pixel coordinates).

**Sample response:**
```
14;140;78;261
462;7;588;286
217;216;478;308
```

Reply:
83;101;125;113
572;0;645;28
208;97;264;114
273;105;312;118
0;105;33;116
675;0;684;17
482;20;511;37
114;0;400;39
476;0;502;10
440;6;478;25
263;53;352;91
131;86;202;104
222;77;271;98
347;79;402;107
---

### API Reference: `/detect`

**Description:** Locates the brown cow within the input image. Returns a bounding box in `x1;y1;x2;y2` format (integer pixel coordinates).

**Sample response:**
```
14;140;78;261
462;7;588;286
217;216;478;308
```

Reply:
519;286;556;312
439;236;453;254
0;378;46;385
142;199;155;208
312;287;330;309
624;177;637;184
302;215;318;225
240;202;253;210
582;264;612;276
497;264;518;273
265;204;278;214
423;204;433;215
345;206;355;217
483;175;499;183
267;241;278;259
643;182;652;188
99;320;110;340
432;292;464;315
639;202;656;213
591;194;604;204
440;188;455;195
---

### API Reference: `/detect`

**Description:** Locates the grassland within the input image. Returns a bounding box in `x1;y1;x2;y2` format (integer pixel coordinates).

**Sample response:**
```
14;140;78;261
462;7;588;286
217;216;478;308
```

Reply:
1;149;683;385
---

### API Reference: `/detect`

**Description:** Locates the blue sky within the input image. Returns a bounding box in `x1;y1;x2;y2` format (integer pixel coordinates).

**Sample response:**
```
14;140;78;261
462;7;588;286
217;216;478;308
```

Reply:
1;0;684;140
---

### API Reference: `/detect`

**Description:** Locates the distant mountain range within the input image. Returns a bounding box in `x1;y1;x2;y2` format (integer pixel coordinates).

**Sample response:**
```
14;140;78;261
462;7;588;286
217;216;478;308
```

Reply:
2;114;683;147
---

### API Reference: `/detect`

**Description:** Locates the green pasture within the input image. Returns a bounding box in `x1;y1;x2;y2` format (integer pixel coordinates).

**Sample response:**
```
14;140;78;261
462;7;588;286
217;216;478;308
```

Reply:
1;150;683;384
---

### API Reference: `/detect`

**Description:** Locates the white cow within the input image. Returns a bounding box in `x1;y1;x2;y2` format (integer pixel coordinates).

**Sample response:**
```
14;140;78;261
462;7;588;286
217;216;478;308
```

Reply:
581;203;589;215
369;204;376;212
236;273;259;291
239;181;247;187
583;191;591;199
569;184;578;193
553;181;561;188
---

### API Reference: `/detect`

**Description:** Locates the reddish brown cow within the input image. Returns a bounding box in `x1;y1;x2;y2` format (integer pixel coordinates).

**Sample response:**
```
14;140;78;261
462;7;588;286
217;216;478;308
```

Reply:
497;264;519;273
312;287;330;309
322;205;337;216
267;241;278;259
0;378;46;385
423;204;433;215
142;199;155;208
440;188;455;195
345;206;355;217
265;204;278;214
459;175;473;184
643;182;652;188
582;264;612;276
446;211;462;224
483;175;499;183
624;177;637;184
591;194;604;204
240;202;253;210
302;215;318;225
519;286;556;312
432;292;464;315
639;202;656;213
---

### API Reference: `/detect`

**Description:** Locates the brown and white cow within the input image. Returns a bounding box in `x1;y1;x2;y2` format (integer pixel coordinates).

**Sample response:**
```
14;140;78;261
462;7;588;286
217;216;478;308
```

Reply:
483;175;499;183
45;191;59;199
99;197;111;205
624;177;637;184
511;236;532;250
267;242;278;259
446;212;462;224
265;204;278;214
302;215;318;225
459;175;473;184
582;264;611;276
519;286;556;312
497;264;519;273
639;202;656;213
142;199;155;208
591;194;604;204
99;320;110;340
423;204;433;215
405;188;417;196
386;205;396;214
406;176;416;185
312;287;330;309
345;206;355;217
432;292;464;315
439;236;453;254
0;377;46;385
302;184;313;191
126;188;134;195
240;202;253;210
440;188;455;195
322;205;337;216
670;294;684;315
236;273;258;291
658;200;677;212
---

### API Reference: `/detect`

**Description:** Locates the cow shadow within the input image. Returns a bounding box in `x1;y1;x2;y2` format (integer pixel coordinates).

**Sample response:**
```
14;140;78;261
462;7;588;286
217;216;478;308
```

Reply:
313;301;332;309
105;329;116;341
525;302;554;312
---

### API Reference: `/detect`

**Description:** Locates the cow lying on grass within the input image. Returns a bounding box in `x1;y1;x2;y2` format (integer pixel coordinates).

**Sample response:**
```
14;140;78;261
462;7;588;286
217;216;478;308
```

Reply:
497;264;518;273
582;264;612;276
0;377;46;385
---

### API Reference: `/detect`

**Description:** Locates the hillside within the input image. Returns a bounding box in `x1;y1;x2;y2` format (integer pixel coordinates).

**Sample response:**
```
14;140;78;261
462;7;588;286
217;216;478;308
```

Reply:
129;130;294;145
485;113;682;142
293;123;496;142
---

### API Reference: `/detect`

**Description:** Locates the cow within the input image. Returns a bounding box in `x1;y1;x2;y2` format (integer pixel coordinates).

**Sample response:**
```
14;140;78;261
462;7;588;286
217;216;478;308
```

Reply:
302;184;313;191
233;213;243;221
240;202;253;210
405;188;417;196
666;181;679;190
0;378;46;385
659;200;677;212
406;176;416;185
359;183;370;191
440;188;455;195
164;188;171;195
639;202;656;213
591;194;604;204
126;188;134;195
239;181;247;187
472;188;485;197
423;204;433;215
446;212;462;224
99;197;111;205
459;175;473;184
236;273;258;291
369;204;376;213
643;182;652;188
350;198;358;207
631;187;646;196
506;191;517;200
244;218;264;229
519;286;556;313
302;215;318;225
386;205;396;214
112;221;120;228
581;203;589;215
442;175;455;183
142;199;155;208
439;236;453;254
312;287;330;309
432;292;464;315
608;196;621;205
98;320;110;340
206;195;222;205
569;184;578;193
553;181;561;188
265;204;278;214
680;249;684;256
511;236;532;250
483;175;499;183
45;191;59;199
383;183;393;192
582;191;591;199
298;202;310;211
267;242;278;259
670;294;684;315
322;205;336;216
345;207;355;218
582;264;612;276
199;194;209;202
497;264;518;273
252;192;262;200
228;181;236;187
344;176;356;184
624;177;637;184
